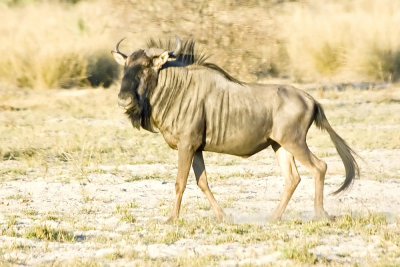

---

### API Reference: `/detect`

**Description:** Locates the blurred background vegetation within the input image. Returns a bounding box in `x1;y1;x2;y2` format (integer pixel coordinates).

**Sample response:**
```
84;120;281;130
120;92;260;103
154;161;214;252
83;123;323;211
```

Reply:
1;0;400;89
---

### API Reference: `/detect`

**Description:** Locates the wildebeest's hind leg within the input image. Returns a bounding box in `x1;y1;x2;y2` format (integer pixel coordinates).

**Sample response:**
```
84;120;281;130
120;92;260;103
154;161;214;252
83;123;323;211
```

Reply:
165;144;195;224
270;142;301;221
192;150;226;222
284;141;329;219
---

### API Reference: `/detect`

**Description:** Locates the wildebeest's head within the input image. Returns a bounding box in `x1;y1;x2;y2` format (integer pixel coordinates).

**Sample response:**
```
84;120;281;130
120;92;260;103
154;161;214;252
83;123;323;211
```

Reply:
111;36;182;131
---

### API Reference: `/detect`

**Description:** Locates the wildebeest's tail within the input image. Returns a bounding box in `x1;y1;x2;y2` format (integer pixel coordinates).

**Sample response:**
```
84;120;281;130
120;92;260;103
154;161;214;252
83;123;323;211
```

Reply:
313;102;360;195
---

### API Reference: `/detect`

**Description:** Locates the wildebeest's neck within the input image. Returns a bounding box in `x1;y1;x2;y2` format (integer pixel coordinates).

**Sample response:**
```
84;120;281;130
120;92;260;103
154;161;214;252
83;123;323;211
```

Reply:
149;65;245;134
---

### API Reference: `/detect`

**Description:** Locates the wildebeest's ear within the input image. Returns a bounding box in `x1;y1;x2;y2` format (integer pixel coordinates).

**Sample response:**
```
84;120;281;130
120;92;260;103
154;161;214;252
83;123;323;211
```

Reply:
152;51;169;69
111;51;127;66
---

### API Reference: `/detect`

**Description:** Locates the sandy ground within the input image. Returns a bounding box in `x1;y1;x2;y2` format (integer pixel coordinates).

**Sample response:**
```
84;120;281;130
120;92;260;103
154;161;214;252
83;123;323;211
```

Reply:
0;150;399;266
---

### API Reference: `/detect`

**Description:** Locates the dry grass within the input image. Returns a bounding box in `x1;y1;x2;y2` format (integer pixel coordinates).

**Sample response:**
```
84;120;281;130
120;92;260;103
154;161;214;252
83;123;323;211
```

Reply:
278;0;400;82
24;224;75;242
1;0;400;88
0;0;118;89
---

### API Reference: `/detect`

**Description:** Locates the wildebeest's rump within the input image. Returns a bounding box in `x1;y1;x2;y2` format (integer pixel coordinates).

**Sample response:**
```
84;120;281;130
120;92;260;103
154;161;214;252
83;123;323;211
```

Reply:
111;36;359;222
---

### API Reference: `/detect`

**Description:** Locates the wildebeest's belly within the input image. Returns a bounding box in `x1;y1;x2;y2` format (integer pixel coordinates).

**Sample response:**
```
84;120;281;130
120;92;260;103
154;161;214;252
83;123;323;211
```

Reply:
204;137;272;157
201;86;274;157
203;115;273;157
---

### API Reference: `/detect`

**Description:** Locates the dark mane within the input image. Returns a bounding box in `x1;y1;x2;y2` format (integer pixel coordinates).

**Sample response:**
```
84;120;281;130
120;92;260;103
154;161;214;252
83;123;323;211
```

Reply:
147;38;243;85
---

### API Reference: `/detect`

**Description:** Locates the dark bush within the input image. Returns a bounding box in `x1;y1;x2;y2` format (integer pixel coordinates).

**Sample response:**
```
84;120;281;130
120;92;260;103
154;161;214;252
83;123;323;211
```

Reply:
87;53;120;88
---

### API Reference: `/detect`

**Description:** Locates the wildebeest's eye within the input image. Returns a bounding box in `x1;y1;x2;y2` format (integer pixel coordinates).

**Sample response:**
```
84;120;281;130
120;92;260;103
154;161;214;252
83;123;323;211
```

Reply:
124;65;142;78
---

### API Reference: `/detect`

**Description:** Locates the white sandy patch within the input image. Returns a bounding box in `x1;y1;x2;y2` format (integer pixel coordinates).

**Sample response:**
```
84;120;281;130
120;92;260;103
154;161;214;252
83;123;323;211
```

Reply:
0;150;399;265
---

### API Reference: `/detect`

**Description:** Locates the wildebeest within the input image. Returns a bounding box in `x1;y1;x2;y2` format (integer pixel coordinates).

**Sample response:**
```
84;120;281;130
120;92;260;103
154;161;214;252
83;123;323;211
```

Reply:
111;36;359;223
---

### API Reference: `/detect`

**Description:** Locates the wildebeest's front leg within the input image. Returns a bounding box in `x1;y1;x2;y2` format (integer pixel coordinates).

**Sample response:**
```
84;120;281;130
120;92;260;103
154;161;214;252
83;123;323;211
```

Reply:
166;143;195;223
192;150;226;222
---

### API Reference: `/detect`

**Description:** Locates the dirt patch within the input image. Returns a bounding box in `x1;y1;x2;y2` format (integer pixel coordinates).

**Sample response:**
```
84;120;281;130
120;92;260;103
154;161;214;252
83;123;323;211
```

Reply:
0;159;399;265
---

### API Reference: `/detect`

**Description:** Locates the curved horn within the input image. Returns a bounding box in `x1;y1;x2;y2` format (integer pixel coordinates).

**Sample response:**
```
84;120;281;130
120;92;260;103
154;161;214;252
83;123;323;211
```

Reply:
169;35;182;57
114;38;127;58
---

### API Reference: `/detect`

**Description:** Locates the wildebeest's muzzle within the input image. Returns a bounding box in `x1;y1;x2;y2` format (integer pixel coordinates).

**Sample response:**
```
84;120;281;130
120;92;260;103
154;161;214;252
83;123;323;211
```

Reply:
118;95;133;108
118;67;141;109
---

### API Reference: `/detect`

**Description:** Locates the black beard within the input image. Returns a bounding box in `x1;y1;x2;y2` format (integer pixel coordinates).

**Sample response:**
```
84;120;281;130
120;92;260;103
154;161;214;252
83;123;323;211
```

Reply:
125;102;142;130
125;97;156;133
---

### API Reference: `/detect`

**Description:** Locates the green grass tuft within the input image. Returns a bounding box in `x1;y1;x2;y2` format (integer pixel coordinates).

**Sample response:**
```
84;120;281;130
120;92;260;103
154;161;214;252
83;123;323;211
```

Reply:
24;224;75;242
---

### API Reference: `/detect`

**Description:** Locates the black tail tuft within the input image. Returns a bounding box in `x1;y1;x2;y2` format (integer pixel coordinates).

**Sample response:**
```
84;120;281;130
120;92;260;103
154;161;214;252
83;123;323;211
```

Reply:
314;103;360;195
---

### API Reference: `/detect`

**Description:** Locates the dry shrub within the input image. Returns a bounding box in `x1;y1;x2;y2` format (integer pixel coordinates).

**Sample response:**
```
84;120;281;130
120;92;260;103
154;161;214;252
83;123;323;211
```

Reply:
112;0;400;83
2;0;400;89
360;45;400;82
0;1;118;89
87;52;120;88
277;0;400;82
1;0;84;6
110;0;285;82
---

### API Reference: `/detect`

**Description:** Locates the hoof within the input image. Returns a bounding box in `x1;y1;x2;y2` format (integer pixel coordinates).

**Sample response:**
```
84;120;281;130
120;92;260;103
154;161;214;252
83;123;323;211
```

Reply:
313;210;332;221
165;216;177;224
219;213;232;224
216;210;229;223
268;215;282;223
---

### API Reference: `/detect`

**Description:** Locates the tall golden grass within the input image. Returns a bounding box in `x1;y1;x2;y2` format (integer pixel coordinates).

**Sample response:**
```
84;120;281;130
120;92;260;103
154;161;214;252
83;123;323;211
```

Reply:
0;0;118;89
1;0;400;89
278;0;400;82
